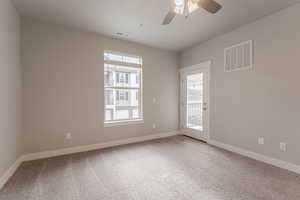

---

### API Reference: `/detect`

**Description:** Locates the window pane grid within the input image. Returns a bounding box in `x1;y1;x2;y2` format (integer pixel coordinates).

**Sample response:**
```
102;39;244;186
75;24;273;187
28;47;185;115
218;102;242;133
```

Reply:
104;52;142;65
186;73;203;131
104;51;143;124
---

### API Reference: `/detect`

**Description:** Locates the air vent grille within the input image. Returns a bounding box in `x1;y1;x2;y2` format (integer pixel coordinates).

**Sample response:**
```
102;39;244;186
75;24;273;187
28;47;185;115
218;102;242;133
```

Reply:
224;40;253;72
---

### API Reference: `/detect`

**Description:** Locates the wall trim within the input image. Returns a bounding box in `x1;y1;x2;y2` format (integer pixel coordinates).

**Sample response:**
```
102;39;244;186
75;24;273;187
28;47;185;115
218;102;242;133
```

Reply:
0;156;24;190
208;139;300;174
180;60;212;72
22;131;179;161
4;133;298;191
0;131;179;190
179;61;211;142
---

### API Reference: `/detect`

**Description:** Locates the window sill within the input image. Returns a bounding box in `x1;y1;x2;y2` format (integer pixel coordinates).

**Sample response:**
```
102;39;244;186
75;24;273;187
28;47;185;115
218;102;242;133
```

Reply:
104;119;144;127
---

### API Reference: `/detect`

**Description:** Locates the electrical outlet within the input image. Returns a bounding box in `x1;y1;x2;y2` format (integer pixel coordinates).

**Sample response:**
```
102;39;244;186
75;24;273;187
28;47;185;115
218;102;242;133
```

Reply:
152;124;156;129
280;142;287;152
258;137;264;145
152;98;157;104
66;132;72;140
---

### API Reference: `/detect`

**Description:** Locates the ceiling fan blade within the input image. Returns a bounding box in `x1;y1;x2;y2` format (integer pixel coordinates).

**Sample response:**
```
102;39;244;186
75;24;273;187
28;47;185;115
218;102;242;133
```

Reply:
198;0;222;14
162;10;176;25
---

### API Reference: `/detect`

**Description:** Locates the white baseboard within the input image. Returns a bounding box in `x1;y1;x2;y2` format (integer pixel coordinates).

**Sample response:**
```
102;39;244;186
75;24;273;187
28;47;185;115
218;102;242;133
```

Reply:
0;156;24;190
23;131;179;161
0;131;179;190
208;139;300;174
4;133;297;191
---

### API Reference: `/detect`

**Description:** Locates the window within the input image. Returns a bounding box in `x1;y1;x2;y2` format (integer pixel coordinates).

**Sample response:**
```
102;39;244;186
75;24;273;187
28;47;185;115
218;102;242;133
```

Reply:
135;73;139;84
116;72;129;84
105;90;114;105
104;51;143;125
116;90;129;101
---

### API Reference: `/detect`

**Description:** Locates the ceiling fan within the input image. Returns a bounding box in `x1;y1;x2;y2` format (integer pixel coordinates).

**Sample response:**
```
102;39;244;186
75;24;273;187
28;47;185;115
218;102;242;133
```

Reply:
162;0;222;25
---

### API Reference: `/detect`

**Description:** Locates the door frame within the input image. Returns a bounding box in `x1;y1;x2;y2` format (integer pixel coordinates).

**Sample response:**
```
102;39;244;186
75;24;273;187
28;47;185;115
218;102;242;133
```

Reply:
179;60;211;141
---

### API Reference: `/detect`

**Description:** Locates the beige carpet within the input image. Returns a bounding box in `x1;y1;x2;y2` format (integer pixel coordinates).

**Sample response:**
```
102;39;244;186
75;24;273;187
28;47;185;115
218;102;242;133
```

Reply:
1;136;300;200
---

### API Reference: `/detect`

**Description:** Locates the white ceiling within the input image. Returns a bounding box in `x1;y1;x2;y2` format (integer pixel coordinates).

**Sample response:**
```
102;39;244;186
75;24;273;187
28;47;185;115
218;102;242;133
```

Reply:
13;0;300;51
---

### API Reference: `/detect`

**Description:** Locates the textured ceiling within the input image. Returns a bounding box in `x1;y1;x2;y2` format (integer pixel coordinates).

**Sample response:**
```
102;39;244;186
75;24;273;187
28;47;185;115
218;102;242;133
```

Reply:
13;0;300;51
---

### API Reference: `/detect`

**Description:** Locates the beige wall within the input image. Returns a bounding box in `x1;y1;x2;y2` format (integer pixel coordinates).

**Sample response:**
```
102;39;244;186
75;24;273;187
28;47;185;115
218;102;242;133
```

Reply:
181;3;300;165
22;18;179;154
0;0;22;176
20;2;300;166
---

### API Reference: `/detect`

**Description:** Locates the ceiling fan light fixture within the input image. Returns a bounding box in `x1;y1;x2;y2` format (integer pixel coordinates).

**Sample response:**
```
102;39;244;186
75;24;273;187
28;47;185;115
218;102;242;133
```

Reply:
173;0;199;15
163;0;222;25
174;0;184;6
188;0;199;13
174;6;184;15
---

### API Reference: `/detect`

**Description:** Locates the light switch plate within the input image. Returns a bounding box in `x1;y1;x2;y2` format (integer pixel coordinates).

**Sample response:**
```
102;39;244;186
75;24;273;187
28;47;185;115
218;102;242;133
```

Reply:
280;142;287;152
152;98;157;104
152;124;156;129
258;137;264;145
66;133;72;140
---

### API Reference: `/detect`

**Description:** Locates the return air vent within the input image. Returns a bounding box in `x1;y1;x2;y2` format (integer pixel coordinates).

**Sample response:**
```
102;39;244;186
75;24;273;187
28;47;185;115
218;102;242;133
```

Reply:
224;40;253;72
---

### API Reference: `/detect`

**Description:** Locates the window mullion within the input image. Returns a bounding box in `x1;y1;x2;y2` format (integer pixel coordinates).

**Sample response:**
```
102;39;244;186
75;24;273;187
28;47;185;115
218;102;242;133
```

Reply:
105;86;140;90
104;60;141;68
104;51;143;124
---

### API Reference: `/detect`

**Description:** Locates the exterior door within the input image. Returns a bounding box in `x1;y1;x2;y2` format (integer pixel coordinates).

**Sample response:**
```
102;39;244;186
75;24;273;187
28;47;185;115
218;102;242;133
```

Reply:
180;61;210;141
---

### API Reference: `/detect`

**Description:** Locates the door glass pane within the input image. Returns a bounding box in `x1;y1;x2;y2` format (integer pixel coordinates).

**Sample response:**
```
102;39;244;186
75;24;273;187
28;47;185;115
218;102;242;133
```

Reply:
186;73;203;131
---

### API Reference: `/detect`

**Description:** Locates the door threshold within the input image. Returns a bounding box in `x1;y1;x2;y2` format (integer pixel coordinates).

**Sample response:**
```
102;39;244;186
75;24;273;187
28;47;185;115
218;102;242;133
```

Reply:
182;134;207;143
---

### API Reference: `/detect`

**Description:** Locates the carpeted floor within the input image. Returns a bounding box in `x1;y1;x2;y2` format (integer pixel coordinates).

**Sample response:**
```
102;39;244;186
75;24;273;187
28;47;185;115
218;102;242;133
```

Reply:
1;136;300;200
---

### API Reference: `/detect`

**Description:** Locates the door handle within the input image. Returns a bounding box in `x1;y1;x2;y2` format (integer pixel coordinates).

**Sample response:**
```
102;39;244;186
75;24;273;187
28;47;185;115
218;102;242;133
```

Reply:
203;103;208;111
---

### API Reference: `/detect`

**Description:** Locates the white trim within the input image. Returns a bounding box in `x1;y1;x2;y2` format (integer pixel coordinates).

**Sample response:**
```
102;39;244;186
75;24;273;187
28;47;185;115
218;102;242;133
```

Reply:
104;119;144;127
104;50;142;65
179;60;211;142
105;86;140;90
2;132;299;191
0;156;24;190
104;60;142;68
0;131;179;190
23;131;179;162
180;60;212;73
206;63;211;141
208;139;300;174
103;53;143;126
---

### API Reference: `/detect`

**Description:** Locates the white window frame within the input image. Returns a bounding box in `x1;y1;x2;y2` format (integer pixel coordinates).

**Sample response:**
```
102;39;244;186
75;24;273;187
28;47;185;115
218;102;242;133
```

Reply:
104;51;143;127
